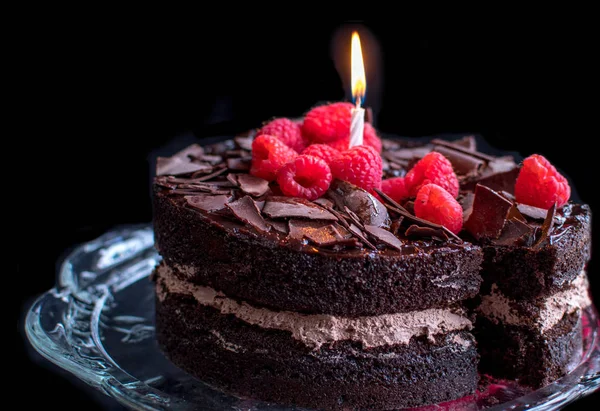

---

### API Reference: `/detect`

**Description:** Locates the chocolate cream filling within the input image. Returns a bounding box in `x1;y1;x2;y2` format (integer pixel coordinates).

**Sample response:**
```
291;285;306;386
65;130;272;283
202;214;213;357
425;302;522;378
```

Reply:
477;270;591;332
155;264;473;350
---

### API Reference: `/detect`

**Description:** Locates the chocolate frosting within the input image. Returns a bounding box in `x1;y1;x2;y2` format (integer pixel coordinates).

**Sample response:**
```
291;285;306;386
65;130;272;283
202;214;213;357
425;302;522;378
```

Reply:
156;264;473;349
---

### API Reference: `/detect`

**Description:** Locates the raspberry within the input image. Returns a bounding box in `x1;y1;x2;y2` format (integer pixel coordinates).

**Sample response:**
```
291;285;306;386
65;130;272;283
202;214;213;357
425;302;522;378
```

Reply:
302;102;354;143
326;122;382;153
515;154;570;209
404;152;459;198
250;134;298;181
414;184;463;234
257;118;307;153
276;155;332;200
329;145;383;193
301;144;341;165
381;177;408;203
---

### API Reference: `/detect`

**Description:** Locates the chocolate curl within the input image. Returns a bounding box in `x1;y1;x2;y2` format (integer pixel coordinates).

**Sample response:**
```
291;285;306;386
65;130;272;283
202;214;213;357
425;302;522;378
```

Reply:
534;203;557;249
373;188;462;242
430;138;495;162
433;145;485;175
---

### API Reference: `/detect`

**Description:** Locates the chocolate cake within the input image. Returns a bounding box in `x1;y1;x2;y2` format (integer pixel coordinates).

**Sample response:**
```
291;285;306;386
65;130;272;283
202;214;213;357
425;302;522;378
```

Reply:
152;106;592;409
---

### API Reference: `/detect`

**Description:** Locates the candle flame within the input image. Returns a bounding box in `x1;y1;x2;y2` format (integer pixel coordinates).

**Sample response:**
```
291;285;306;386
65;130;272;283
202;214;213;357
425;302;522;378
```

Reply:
351;31;366;106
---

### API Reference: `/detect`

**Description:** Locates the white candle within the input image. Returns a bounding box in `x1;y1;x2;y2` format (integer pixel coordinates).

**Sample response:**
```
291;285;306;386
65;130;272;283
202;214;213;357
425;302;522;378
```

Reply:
349;31;366;149
349;103;364;147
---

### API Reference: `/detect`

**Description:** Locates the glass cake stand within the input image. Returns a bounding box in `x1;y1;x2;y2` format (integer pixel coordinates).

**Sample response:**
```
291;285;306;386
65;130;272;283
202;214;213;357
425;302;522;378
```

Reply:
24;224;600;410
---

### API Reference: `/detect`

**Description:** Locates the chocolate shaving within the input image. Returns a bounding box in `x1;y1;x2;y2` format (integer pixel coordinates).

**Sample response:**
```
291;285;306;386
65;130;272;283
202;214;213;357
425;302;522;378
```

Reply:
348;224;376;250
185;194;231;212
190;166;228;182
176;144;205;159
390;217;403;235
313;198;334;208
262;197;337;220
534;203;556;249
288;220;343;246
464;184;513;240
433;145;485;175
177;184;231;195
190;154;223;165
493;219;535;246
226;157;251;171
517;203;549;221
344;206;365;230
453;136;477;151
226;173;240;186
364;225;404;251
225;149;249;158
430;139;495;162
405;225;449;241
234;136;253;151
236;174;270;197
156;156;212;176
226;196;270;233
265;219;288;234
373;188;462;242
154;177;178;189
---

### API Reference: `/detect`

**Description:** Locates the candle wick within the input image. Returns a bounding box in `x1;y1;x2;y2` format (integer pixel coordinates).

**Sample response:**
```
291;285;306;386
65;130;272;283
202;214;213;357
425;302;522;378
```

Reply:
355;96;362;109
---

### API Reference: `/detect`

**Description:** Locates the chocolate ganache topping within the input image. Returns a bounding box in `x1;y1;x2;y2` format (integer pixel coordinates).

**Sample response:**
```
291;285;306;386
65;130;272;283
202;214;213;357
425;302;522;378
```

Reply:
153;133;480;255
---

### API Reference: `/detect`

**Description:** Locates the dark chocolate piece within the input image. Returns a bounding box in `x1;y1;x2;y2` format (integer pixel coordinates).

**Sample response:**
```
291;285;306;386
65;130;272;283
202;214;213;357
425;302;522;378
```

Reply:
405;225;449;241
288;220;342;246
326;180;390;228
313;198;334;208
374;188;462;242
348;223;376;250
191;166;228;182
464;184;513;240
226;196;270;233
431;138;495;162
191;154;223;164
262;197;337;221
364;225;404;250
433;145;484;175
454;135;477;151
234;135;253;151
534;203;556;249
157;156;212;176
236;174;270;197
227;157;251;171
492;219;535;246
517;203;549;221
265;219;288;234
185;194;231;212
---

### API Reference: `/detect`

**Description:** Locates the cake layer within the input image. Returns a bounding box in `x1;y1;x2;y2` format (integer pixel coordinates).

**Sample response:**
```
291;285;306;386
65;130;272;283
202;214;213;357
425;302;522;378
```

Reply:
155;268;479;410
477;270;591;332
155;263;473;349
475;310;583;388
479;203;591;300
153;189;483;316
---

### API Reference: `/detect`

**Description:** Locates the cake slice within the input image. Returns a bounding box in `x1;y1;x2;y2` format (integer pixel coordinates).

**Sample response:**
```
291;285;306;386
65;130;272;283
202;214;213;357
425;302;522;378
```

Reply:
474;271;591;387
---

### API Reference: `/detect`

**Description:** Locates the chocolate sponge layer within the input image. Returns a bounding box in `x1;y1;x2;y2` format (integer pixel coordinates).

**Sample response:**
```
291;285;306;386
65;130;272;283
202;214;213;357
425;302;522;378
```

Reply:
155;290;479;410
475;310;582;388
153;189;483;316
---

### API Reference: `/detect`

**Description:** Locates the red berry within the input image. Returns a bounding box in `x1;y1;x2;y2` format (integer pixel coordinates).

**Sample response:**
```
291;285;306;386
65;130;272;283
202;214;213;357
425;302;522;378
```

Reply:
515;154;570;209
414;184;463;234
326;123;382;153
405;152;459;198
381;177;408;203
301;144;341;165
276;155;332;200
250;134;298;181
329;145;383;193
257;118;307;153
301;102;354;143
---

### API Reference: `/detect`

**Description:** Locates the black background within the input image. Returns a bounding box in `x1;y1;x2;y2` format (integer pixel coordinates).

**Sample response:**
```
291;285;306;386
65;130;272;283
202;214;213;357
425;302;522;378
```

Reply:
17;18;598;409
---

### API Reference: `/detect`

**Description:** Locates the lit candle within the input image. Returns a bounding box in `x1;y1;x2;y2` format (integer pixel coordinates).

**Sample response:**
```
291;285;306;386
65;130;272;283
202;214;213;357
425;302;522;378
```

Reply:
349;31;366;148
